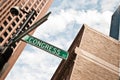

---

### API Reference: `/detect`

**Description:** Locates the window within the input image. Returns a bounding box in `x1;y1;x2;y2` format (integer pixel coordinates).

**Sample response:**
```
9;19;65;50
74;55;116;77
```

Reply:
12;43;16;48
19;23;23;27
25;6;28;10
34;4;37;8
8;16;12;21
32;16;35;20
41;2;44;6
8;37;11;42
12;22;16;27
21;0;25;5
0;26;3;31
29;19;32;24
26;14;29;18
37;9;40;13
4;32;8;37
34;12;37;16
26;25;29;28
19;13;22;18
0;37;3;43
23;19;26;23
28;2;31;6
8;27;12;32
3;20;8;26
16;17;19;22
36;0;39;4
44;0;46;2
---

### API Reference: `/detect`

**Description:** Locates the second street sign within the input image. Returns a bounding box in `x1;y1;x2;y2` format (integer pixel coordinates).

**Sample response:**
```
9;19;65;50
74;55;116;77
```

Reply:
22;35;69;60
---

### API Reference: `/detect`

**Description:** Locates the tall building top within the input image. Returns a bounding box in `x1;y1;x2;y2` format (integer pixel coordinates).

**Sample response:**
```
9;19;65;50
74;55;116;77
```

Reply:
110;5;120;40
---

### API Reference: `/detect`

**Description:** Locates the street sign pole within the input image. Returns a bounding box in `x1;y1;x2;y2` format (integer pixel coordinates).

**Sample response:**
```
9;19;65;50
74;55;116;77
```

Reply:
22;35;69;60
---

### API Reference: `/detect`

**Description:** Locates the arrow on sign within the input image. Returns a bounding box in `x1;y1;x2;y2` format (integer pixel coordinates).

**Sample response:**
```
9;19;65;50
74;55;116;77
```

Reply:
22;35;69;60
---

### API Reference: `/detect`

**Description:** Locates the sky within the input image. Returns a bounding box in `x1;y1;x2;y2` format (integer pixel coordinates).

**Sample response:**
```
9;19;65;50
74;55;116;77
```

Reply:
6;0;120;80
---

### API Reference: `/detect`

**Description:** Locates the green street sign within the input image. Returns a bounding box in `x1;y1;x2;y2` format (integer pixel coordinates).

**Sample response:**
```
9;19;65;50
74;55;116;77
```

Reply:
22;35;69;60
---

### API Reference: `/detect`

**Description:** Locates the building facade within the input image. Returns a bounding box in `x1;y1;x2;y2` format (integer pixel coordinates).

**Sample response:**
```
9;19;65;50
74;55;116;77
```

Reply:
0;0;53;79
51;24;120;80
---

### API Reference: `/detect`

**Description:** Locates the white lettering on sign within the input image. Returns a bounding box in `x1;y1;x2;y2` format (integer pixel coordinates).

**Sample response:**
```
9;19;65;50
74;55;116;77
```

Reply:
27;37;61;55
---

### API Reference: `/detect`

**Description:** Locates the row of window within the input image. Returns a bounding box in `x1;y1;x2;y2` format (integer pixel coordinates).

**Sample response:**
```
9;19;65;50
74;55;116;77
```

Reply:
1;0;46;47
36;0;47;13
23;0;46;13
0;26;12;43
1;15;36;44
1;0;45;28
1;12;32;43
2;14;22;27
1;14;22;44
0;36;17;48
0;26;12;32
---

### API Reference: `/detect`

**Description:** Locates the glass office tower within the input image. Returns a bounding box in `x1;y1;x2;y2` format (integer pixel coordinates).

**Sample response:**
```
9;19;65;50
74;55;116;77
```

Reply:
110;6;120;40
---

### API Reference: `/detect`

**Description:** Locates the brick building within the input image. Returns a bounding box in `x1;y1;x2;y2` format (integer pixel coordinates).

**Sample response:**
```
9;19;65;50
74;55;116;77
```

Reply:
0;0;53;79
52;24;120;80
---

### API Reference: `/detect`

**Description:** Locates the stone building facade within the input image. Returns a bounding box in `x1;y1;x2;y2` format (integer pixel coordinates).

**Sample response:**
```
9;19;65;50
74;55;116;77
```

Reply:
52;24;120;80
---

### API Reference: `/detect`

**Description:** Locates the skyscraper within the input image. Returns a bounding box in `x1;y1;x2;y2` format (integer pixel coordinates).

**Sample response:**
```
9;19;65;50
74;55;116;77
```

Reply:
52;24;120;80
0;0;53;79
110;6;120;40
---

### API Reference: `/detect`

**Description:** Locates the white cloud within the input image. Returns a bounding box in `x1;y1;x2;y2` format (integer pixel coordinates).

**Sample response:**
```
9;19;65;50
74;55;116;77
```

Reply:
34;9;76;38
53;0;98;10
74;10;113;35
100;0;120;12
35;9;112;38
51;0;120;13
